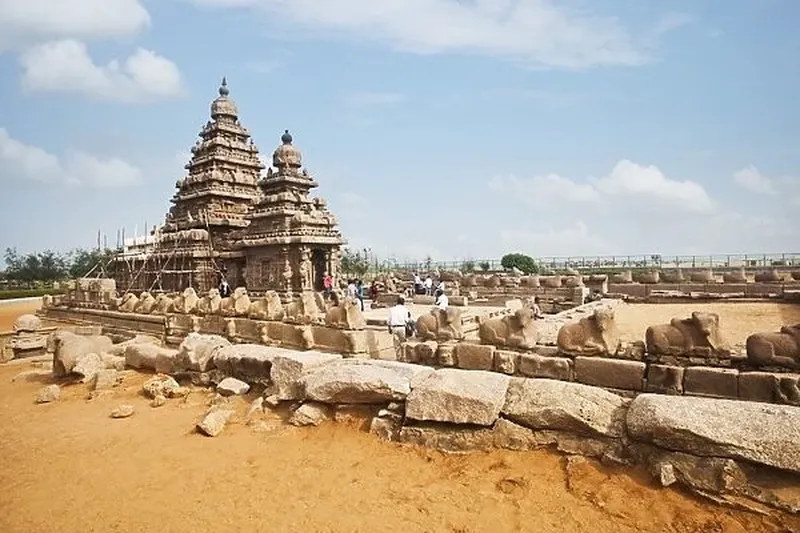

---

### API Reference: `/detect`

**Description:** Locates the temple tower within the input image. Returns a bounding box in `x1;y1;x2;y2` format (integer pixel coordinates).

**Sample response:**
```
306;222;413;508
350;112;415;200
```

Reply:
114;78;264;292
240;130;345;298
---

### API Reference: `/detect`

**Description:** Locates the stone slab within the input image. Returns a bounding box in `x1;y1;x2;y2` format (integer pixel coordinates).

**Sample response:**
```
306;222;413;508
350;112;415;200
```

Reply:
270;351;342;400
683;367;739;399
455;343;495;371
405;368;510;426
645;365;684;395
517;353;572;381
574;357;645;391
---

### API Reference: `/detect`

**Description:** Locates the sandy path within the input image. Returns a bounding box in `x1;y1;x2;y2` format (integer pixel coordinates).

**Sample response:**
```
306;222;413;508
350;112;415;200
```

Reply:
613;302;800;346
0;366;797;533
0;299;42;331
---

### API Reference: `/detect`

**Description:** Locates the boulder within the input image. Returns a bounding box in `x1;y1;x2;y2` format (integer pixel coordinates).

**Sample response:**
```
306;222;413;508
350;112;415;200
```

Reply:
502;378;628;438
217;377;250;396
299;359;433;404
49;331;113;377
627;394;800;474
107;334;162;357
212;344;287;383
35;384;60;403
92;369;120;391
173;333;230;372
142;375;180;399
270;351;341;400
72;353;105;383
111;404;135;418
405;368;510;426
13;314;41;333
124;343;178;374
289;402;330;426
197;409;235;437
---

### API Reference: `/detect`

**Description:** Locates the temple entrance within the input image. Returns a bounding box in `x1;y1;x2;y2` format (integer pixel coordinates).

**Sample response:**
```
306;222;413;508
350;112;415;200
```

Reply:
312;249;327;290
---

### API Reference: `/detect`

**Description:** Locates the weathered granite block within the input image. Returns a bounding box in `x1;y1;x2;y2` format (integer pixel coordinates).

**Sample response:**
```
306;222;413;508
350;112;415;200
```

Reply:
401;341;421;363
437;342;456;367
533;346;559;357
646;365;684;395
455;343;495;371
684;367;739;399
405;368;510;426
415;341;438;365
517;353;572;381
574;357;645;391
494;350;518;374
738;372;779;403
270;351;342;400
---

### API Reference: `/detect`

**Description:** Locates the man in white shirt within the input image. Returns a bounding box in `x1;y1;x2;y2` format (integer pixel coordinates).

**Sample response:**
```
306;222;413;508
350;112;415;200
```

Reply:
413;273;423;294
435;289;448;310
387;296;412;359
423;276;433;296
531;296;544;319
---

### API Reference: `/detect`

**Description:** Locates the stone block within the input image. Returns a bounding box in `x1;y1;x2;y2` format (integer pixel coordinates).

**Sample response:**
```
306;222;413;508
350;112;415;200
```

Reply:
683;367;739;399
494;350;518;374
533;346;559;357
517;353;572;381
405;368;510;426
646;365;684;395
270;350;342;400
738;372;779;403
454;343;495;371
400;341;421;363
574;357;645;391
415;341;438;365
437;342;456;367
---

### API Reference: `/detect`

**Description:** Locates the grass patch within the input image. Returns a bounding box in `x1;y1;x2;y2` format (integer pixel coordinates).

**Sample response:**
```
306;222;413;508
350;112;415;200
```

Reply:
0;288;66;301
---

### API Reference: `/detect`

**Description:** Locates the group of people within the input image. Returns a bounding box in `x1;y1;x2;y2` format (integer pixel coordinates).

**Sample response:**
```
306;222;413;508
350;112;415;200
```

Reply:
413;273;446;296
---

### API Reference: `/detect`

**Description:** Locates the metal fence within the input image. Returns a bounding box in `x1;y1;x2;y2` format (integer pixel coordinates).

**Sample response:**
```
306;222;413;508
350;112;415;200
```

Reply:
378;253;800;273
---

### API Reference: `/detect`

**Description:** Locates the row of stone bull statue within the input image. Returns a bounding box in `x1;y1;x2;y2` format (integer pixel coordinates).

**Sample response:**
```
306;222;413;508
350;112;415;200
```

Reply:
415;305;800;370
47;287;367;331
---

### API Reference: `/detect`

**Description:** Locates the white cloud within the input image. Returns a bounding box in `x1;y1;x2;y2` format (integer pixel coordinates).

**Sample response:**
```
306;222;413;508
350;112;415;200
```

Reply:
733;165;778;195
343;91;406;107
184;0;684;69
0;127;142;187
499;221;607;257
593;160;715;213
19;39;183;102
0;0;150;51
491;159;715;214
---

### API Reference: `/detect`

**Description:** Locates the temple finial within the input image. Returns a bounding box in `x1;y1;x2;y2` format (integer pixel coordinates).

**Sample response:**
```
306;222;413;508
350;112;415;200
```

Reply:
281;129;293;144
219;77;229;97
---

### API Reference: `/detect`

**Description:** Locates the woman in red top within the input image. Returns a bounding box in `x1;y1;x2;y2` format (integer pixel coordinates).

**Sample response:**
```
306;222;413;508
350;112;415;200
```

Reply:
323;272;333;300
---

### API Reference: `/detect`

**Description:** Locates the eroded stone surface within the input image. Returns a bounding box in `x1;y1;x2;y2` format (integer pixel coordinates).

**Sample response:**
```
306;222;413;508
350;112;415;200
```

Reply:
173;332;230;372
289;402;330;426
405;368;510;426
111;404;135;418
217;377;250;396
270;351;341;400
300;359;433;404
35;384;60;403
502;378;628;438
125;343;178;374
197;409;235;436
213;344;287;383
627;394;800;474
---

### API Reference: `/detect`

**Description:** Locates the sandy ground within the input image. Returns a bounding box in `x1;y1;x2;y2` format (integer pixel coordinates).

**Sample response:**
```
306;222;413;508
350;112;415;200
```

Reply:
613;302;800;346
1;299;800;532
0;298;43;331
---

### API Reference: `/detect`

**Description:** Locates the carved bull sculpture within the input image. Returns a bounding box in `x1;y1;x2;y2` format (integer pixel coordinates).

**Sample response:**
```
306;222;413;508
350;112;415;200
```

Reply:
645;311;727;357
557;307;619;357
746;324;800;370
478;308;538;350
324;296;366;330
248;290;285;321
115;292;139;313
47;330;114;377
416;307;464;342
134;291;157;314
284;292;323;325
220;287;251;317
197;288;223;315
154;293;175;314
173;287;200;314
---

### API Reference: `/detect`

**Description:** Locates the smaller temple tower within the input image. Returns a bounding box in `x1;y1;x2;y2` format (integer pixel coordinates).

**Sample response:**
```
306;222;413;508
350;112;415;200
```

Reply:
240;130;345;299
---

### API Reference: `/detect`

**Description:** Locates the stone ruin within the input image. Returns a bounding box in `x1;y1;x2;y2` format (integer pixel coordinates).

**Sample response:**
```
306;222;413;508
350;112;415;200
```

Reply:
22;322;800;515
112;78;345;299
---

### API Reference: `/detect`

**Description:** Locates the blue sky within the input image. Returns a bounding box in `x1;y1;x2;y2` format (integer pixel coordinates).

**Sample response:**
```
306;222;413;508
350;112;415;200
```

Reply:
0;0;798;263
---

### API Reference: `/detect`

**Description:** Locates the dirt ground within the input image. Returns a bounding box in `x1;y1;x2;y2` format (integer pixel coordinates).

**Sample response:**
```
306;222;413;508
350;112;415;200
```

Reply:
613;302;800;346
1;299;799;532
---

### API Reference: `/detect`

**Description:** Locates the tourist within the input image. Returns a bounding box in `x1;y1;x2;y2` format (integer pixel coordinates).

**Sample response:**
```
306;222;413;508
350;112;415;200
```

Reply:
531;296;544;319
413;272;423;295
369;280;379;301
387;296;412;358
219;278;231;298
347;279;357;299
356;279;365;311
423;275;433;296
435;288;448;311
322;271;333;300
437;280;446;293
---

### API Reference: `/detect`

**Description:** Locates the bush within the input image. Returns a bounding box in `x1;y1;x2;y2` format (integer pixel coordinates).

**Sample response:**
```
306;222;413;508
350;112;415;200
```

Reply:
461;260;475;273
0;288;66;300
501;253;539;274
478;261;491;272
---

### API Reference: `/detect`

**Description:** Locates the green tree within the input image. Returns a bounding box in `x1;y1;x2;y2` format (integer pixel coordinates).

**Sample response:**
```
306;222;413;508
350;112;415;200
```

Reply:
479;261;490;272
67;248;116;278
461;259;475;273
340;247;370;279
501;253;539;274
3;247;69;285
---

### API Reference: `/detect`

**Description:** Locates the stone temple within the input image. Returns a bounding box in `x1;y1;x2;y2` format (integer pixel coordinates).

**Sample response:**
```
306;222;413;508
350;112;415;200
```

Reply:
112;78;345;298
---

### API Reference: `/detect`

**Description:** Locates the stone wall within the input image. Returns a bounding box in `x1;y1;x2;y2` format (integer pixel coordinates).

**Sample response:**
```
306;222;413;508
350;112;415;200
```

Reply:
135;344;800;513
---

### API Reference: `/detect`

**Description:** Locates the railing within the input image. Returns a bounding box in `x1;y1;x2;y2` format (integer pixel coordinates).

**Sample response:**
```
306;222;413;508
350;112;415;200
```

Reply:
375;253;800;273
